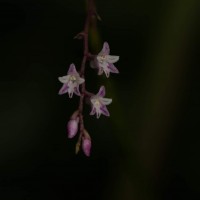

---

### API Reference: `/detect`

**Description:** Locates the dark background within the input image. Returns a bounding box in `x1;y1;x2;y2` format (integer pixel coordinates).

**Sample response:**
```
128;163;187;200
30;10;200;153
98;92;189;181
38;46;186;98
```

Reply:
0;0;200;199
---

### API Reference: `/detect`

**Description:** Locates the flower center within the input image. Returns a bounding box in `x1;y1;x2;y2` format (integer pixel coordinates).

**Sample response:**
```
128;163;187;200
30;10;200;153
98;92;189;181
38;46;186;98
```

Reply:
98;55;106;63
94;100;100;106
69;75;76;82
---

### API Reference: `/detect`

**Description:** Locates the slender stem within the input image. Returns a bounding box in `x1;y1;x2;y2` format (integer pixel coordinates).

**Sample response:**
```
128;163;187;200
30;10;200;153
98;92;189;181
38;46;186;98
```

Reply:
84;90;94;97
78;0;95;136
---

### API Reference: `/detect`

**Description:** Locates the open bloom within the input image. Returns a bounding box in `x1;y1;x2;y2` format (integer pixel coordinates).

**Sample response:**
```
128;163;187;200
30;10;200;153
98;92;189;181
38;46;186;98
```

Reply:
90;86;112;118
90;42;119;78
58;63;84;98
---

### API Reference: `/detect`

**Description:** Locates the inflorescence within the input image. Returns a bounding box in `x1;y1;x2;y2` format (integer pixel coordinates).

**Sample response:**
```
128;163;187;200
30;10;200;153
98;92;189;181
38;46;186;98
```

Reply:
58;0;119;156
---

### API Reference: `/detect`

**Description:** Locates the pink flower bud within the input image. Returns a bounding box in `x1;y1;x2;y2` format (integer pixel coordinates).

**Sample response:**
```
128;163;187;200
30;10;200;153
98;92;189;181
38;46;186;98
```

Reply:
82;138;91;157
67;118;79;138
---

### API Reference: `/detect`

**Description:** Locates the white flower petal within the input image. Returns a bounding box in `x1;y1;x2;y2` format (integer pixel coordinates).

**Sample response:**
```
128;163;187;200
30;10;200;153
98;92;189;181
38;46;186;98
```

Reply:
100;105;110;116
67;82;76;97
96;110;101;118
74;87;81;96
68;92;73;98
108;63;119;73
105;55;119;63
58;75;70;83
77;77;85;84
99;61;109;69
101;98;112;105
58;84;68;95
90;107;96;115
103;68;110;78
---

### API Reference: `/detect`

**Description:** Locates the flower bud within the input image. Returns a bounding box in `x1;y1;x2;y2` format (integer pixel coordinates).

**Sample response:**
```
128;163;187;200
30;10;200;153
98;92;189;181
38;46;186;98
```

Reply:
67;118;79;138
82;129;91;157
82;138;91;157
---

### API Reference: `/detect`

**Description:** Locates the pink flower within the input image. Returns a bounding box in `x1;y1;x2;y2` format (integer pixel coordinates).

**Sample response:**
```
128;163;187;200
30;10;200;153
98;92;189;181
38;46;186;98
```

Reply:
58;63;85;98
82;138;91;157
90;86;112;118
82;129;91;157
90;42;119;78
67;118;79;138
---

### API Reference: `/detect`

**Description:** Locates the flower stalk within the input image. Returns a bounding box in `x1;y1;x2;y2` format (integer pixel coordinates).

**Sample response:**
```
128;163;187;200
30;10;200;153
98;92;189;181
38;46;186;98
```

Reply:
78;0;95;139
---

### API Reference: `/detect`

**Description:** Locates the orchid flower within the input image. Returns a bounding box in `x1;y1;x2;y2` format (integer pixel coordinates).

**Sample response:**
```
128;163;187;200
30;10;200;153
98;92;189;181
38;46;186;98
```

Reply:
90;86;112;118
58;63;85;98
91;42;119;78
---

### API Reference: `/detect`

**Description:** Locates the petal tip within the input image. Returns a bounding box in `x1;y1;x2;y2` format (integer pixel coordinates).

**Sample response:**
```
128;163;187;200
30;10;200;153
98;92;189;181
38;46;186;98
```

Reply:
68;63;77;74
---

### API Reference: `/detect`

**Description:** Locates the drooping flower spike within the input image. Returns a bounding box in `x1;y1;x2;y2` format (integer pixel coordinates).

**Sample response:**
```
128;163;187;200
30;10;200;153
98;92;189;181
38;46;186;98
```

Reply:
58;0;119;157
90;86;112;118
90;42;119;78
58;63;85;98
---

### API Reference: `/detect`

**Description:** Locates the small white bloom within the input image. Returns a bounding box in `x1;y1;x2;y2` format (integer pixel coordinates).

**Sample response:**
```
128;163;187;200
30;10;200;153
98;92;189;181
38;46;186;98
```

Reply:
90;86;112;118
58;63;84;98
91;42;119;78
